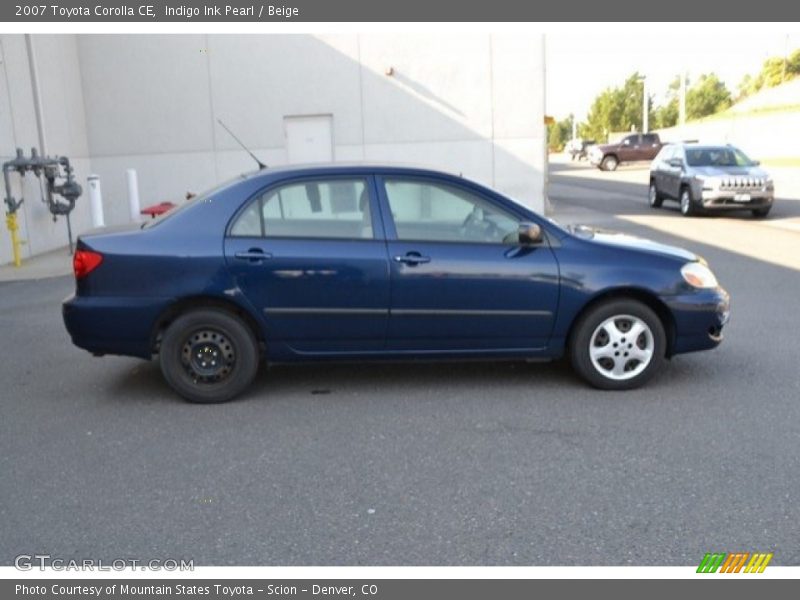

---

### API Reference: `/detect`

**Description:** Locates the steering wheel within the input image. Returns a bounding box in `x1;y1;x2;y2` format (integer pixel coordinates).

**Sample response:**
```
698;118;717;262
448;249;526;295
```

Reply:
460;210;503;242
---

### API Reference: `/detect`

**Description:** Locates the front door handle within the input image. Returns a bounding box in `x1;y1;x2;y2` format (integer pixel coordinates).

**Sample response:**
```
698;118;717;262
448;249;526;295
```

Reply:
393;253;431;266
234;249;272;262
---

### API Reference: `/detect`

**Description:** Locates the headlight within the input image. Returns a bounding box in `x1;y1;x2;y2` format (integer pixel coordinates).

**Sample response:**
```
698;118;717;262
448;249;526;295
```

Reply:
681;262;719;289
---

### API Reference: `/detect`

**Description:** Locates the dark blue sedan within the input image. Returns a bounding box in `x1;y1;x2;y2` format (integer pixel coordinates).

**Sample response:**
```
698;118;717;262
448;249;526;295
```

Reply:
63;164;730;402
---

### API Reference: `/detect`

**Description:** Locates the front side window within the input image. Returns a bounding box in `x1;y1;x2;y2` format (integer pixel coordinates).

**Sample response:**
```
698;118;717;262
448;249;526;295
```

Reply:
383;179;520;244
230;178;373;239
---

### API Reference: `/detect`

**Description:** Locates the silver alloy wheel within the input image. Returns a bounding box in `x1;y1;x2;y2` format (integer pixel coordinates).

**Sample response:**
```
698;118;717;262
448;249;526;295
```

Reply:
589;314;655;381
681;189;691;214
604;156;618;170
649;183;657;206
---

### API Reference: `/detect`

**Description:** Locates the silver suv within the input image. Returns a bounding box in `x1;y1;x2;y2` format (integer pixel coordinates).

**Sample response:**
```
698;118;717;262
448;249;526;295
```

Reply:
649;143;774;218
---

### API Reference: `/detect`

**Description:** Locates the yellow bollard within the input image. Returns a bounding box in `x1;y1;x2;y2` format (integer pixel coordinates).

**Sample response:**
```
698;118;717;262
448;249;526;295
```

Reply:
6;212;22;268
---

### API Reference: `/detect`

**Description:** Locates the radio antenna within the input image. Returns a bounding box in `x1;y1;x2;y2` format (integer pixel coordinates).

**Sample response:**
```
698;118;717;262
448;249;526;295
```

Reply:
217;119;267;170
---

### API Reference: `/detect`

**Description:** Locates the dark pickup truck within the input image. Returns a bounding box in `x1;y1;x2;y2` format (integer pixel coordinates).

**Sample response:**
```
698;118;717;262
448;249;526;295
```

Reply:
588;133;663;171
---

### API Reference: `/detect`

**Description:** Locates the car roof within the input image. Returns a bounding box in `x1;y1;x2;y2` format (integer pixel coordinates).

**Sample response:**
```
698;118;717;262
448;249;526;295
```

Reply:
239;162;465;182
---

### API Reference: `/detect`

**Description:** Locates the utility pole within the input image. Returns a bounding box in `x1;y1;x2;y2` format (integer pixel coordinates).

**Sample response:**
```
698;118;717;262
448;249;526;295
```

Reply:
679;71;687;126
642;76;648;133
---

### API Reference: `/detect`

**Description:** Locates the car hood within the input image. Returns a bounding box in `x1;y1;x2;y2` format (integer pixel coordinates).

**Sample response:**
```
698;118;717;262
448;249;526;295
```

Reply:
572;226;698;262
592;143;617;153
690;165;769;178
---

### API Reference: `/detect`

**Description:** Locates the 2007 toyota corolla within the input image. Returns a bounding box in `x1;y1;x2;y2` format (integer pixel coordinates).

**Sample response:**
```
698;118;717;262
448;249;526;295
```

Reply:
63;164;730;403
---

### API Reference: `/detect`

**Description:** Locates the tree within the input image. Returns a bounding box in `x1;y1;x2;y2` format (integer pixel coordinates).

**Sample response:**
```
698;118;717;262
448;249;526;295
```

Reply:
685;74;732;120
547;115;574;152
583;72;651;142
651;75;680;129
736;48;800;99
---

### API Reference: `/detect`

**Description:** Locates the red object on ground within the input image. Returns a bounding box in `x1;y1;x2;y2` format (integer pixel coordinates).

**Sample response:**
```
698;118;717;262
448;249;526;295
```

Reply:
140;201;176;218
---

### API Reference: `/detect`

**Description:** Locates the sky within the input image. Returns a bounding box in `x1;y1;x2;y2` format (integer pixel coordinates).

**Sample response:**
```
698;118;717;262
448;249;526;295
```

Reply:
545;31;800;122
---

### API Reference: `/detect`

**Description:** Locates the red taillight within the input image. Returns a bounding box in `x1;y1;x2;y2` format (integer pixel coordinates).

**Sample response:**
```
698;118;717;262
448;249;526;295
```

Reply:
73;249;103;279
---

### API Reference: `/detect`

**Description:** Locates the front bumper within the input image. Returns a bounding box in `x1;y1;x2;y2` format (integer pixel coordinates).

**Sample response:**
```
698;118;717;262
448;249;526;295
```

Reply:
665;287;730;355
700;189;774;210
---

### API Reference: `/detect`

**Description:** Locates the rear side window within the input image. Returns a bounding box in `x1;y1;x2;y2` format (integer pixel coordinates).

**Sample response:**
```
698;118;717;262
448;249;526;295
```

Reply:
642;134;659;144
229;178;373;239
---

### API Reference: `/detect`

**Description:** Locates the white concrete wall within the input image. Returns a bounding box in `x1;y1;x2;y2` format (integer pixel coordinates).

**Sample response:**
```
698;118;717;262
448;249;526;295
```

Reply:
656;110;800;161
1;33;546;265
0;34;92;265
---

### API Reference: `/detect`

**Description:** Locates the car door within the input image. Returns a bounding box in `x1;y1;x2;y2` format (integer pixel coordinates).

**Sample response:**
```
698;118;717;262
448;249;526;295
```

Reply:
641;134;661;160
377;175;560;352
653;145;673;195
224;175;390;354
618;134;640;162
663;146;684;199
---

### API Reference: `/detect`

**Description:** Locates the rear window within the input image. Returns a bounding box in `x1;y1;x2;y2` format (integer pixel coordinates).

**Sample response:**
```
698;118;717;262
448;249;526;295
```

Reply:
141;176;245;229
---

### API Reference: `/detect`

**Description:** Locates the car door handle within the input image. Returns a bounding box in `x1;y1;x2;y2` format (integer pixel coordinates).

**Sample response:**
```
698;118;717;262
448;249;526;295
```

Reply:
393;253;431;265
234;249;272;262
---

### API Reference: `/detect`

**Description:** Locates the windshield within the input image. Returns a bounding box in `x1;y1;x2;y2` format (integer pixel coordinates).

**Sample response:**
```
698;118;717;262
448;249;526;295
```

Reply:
685;146;754;168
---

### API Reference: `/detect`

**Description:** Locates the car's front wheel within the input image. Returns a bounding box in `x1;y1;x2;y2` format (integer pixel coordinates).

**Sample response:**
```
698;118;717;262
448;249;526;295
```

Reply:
570;299;666;390
159;308;259;403
600;155;618;171
648;180;663;208
680;187;697;217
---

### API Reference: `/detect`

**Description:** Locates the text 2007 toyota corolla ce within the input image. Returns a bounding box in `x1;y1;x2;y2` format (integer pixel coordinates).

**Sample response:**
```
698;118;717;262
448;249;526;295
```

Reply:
62;164;730;403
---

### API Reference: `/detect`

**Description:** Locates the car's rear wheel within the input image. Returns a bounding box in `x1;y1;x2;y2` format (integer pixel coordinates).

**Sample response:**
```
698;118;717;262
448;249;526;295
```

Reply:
600;155;618;171
649;180;663;208
159;308;259;403
680;187;697;217
570;299;666;390
752;207;771;218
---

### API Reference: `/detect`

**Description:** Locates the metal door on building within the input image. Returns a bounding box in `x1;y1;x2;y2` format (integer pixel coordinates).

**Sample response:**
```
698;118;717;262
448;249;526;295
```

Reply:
284;115;334;164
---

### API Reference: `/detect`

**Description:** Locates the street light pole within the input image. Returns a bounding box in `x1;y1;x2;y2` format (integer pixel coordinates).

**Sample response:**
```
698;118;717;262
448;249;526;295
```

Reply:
679;72;687;126
642;76;648;133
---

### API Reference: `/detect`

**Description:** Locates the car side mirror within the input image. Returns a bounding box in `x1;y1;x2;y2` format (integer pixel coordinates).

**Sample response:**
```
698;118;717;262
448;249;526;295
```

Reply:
752;160;760;166
668;157;684;168
518;222;543;245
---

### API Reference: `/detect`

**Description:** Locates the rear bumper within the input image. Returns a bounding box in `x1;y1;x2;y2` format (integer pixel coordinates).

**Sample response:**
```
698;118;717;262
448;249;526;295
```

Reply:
665;287;730;355
62;293;169;359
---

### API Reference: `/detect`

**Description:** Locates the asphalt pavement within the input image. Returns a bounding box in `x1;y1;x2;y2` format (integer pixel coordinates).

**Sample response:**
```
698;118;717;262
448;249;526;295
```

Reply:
1;161;799;565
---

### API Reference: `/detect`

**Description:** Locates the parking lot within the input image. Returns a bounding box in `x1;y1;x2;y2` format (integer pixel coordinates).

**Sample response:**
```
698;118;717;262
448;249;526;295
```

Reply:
1;159;799;566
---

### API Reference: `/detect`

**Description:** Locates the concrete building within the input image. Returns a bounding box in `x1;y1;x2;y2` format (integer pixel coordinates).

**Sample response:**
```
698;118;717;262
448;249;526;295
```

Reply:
0;34;547;266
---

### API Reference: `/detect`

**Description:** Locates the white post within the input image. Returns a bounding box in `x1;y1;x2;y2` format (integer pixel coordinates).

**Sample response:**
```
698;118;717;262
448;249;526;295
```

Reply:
87;175;104;228
126;169;141;222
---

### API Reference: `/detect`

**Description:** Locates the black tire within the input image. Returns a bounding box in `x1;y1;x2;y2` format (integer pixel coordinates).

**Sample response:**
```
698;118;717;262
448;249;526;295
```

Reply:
600;155;619;171
159;308;259;403
680;186;697;217
752;207;771;218
569;299;666;390
648;180;663;208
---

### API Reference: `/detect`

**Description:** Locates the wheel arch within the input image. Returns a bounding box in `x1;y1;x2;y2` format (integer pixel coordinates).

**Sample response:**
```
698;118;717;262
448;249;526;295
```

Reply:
566;287;677;358
150;295;265;356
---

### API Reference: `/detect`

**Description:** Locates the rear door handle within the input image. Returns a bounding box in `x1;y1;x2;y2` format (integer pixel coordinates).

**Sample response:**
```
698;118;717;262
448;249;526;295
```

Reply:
393;253;431;265
234;249;272;262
